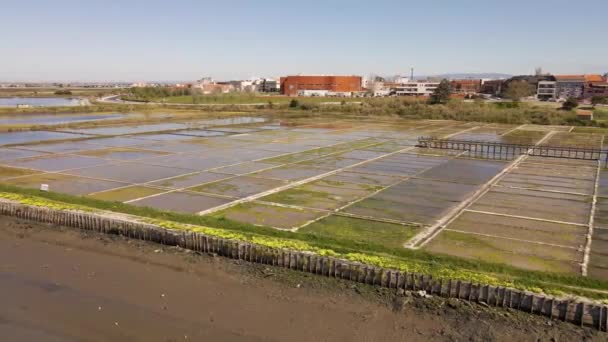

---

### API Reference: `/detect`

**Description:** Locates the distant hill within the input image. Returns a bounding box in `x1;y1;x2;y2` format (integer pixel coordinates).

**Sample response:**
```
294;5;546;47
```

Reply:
416;73;512;80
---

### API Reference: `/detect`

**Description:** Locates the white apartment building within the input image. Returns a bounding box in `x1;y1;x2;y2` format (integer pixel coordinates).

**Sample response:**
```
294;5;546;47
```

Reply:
258;78;279;92
227;78;279;92
297;89;354;97
229;78;262;92
393;81;439;96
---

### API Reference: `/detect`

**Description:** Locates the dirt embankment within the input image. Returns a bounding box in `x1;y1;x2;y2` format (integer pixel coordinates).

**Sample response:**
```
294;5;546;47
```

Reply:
0;217;604;341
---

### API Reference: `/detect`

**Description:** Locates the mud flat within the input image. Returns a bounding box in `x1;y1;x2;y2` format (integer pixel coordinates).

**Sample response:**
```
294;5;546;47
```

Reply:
0;216;603;341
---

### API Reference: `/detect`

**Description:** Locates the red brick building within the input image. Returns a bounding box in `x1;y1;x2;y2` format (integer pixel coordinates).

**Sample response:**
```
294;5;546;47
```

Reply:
280;75;362;96
450;79;482;94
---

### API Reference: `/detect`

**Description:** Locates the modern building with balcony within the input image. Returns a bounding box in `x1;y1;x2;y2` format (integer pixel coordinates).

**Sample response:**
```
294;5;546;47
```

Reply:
537;81;557;101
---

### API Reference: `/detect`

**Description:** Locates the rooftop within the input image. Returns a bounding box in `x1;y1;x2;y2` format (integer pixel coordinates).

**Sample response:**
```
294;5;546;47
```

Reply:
584;74;605;82
576;109;593;116
282;75;362;78
554;75;585;81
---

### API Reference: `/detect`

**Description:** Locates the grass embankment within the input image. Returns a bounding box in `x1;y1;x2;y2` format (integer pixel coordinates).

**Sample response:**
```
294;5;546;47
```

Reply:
0;87;121;98
0;103;138;116
0;183;607;301
118;92;604;127
3;93;600;129
124;93;363;105
0;99;265;118
593;107;608;122
0;101;202;117
315;100;599;127
0;105;258;133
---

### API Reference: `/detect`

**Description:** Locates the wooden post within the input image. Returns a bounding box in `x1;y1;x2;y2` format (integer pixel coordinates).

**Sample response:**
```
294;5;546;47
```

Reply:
596;305;602;331
396;271;404;290
446;279;452;298
600;305;608;331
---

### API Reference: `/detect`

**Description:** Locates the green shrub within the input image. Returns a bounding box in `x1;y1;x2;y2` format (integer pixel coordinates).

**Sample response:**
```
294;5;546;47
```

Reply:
562;97;579;111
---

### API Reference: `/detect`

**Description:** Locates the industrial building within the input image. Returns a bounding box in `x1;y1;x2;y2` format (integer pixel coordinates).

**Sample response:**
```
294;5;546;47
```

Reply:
280;75;362;96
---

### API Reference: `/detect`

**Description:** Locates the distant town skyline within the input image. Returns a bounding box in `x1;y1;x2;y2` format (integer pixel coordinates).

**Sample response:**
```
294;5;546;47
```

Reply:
1;0;607;82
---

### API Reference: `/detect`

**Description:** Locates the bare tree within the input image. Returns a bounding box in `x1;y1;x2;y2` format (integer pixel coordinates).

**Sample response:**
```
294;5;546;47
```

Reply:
504;80;535;101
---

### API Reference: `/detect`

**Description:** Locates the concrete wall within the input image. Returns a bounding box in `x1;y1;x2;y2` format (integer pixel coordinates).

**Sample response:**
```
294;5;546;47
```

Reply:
0;200;606;331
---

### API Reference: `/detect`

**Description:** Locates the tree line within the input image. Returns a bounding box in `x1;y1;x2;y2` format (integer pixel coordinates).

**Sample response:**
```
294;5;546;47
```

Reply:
125;87;192;101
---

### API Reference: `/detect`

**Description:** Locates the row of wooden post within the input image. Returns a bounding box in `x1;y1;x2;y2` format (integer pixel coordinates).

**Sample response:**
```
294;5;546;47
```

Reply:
0;201;606;331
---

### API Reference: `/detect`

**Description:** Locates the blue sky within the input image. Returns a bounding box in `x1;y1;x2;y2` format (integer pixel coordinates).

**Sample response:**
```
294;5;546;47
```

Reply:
1;0;606;82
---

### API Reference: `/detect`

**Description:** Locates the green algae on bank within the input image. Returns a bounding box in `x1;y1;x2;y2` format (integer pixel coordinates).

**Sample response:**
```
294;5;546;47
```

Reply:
88;186;165;202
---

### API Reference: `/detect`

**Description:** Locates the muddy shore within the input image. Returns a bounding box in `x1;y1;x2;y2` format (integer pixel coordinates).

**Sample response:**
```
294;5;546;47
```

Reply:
0;217;604;341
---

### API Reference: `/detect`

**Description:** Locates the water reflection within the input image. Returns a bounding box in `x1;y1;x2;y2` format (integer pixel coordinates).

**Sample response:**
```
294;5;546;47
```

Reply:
0;97;87;107
0;113;126;125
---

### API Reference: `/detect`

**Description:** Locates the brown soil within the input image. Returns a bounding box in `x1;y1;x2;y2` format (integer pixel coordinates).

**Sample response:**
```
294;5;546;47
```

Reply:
0;216;605;342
